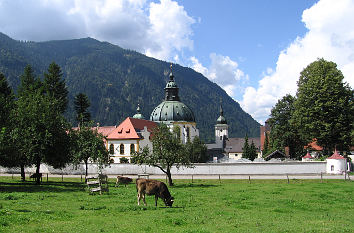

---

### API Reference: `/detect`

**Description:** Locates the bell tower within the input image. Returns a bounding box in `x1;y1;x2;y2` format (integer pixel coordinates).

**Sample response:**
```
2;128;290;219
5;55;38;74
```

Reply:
215;101;228;149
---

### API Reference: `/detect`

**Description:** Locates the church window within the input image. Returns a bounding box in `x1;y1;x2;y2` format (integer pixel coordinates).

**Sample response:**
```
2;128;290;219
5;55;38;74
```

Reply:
130;144;135;154
109;144;114;155
186;127;190;142
120;144;125;155
331;165;334;171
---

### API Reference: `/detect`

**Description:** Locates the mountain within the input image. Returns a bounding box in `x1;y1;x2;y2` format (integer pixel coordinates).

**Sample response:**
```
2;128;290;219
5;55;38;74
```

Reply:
0;32;260;142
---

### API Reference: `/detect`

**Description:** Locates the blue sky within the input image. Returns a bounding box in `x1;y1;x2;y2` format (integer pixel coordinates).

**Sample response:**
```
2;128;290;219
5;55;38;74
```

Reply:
0;0;353;124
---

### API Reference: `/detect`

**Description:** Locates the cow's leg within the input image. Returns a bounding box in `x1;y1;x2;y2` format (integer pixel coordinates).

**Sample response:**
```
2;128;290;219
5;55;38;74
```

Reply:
115;178;119;187
143;194;147;206
137;192;141;205
155;195;158;207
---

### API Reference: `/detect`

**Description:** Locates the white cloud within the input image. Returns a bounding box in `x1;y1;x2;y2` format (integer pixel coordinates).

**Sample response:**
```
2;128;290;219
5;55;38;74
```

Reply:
190;54;248;97
146;0;195;60
240;0;354;124
0;0;195;61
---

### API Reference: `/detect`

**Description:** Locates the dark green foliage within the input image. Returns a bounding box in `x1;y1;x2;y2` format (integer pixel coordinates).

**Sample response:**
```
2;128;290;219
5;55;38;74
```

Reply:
43;62;68;113
119;157;129;163
74;93;91;127
242;135;257;161
262;133;270;157
293;58;353;154
8;65;71;184
12;89;70;184
17;65;42;95
0;32;260;142
268;94;305;159
0;73;14;127
70;124;109;177
133;124;191;186
186;136;208;163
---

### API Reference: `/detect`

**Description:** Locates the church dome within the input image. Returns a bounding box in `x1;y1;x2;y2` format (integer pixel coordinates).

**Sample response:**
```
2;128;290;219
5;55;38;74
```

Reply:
150;101;195;123
150;64;196;123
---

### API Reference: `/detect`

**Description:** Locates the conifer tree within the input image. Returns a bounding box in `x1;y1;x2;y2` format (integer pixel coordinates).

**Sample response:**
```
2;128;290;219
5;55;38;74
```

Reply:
74;93;91;127
44;62;68;113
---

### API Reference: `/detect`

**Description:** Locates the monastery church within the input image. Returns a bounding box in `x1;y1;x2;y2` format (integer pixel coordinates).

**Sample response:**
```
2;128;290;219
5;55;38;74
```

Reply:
93;65;262;163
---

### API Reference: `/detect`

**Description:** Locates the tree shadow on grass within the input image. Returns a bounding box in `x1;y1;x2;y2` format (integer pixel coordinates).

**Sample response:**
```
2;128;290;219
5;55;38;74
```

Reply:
0;181;86;193
172;183;216;189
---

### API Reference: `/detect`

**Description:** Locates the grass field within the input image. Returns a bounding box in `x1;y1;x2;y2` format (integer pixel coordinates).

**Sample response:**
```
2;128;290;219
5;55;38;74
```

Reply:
0;177;353;233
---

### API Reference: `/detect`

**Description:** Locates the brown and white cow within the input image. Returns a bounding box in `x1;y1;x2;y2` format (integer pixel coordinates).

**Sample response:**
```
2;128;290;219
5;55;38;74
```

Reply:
115;176;133;187
136;178;174;207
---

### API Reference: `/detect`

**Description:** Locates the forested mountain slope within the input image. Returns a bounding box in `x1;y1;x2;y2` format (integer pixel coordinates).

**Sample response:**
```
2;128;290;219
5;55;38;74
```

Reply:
0;32;260;142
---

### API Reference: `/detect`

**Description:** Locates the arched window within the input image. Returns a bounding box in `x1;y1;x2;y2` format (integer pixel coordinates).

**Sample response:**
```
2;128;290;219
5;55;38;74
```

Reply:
120;144;124;155
331;165;334;171
130;144;135;154
109;144;114;155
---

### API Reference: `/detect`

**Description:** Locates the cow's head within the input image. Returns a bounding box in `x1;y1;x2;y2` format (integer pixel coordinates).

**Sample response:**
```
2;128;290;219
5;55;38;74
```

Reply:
164;196;174;207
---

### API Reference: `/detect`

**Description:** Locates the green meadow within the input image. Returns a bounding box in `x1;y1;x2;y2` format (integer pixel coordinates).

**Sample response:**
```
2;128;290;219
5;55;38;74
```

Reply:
0;177;353;233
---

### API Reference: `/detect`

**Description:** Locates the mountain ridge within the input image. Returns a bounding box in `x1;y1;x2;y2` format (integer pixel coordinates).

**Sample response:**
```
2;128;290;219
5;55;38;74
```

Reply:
0;32;260;142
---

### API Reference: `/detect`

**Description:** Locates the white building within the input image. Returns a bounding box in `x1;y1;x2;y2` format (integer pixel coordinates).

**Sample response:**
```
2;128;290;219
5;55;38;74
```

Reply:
326;151;347;174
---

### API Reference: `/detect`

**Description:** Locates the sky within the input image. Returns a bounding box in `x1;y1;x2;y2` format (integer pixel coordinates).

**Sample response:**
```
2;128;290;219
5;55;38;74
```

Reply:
0;0;353;124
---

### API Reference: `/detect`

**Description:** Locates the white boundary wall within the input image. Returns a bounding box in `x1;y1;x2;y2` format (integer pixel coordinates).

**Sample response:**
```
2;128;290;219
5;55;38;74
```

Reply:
0;161;326;175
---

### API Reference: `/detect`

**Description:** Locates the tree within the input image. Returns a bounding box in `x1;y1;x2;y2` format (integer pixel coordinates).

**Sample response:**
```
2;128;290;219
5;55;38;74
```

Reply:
248;141;258;161
268;94;305;159
242;135;257;161
262;133;270;157
242;135;250;159
17;65;41;95
10;64;71;184
70;125;109;177
0;73;15;168
133;124;191;186
293;58;354;154
74;93;91;127
186;136;208;163
0;73;14;127
43;62;68;113
10;65;43;181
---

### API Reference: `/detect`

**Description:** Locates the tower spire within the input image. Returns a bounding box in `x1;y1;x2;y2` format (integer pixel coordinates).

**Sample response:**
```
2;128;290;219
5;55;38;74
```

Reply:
164;63;180;101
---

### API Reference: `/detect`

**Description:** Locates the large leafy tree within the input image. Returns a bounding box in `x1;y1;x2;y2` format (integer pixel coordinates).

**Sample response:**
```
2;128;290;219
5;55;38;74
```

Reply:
12;89;71;184
74;93;91;127
268;94;305;159
133;124;191;186
293;58;353;154
70;125;109;177
11;64;71;184
43;62;68;113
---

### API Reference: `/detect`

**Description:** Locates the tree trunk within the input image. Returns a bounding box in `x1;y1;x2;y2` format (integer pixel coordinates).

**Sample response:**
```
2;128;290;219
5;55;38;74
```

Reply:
35;158;41;185
166;167;173;186
85;159;88;177
20;164;25;182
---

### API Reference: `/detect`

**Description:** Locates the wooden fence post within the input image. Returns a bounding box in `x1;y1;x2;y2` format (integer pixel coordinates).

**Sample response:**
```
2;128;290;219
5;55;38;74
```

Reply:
287;174;289;184
47;173;48;182
320;172;323;183
219;174;221;183
248;176;251;184
192;174;193;183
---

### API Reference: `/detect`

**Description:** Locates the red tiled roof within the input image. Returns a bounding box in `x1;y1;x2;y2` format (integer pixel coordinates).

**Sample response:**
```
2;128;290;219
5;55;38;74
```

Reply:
304;139;323;151
302;152;313;159
107;117;157;140
72;126;116;137
327;151;346;160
